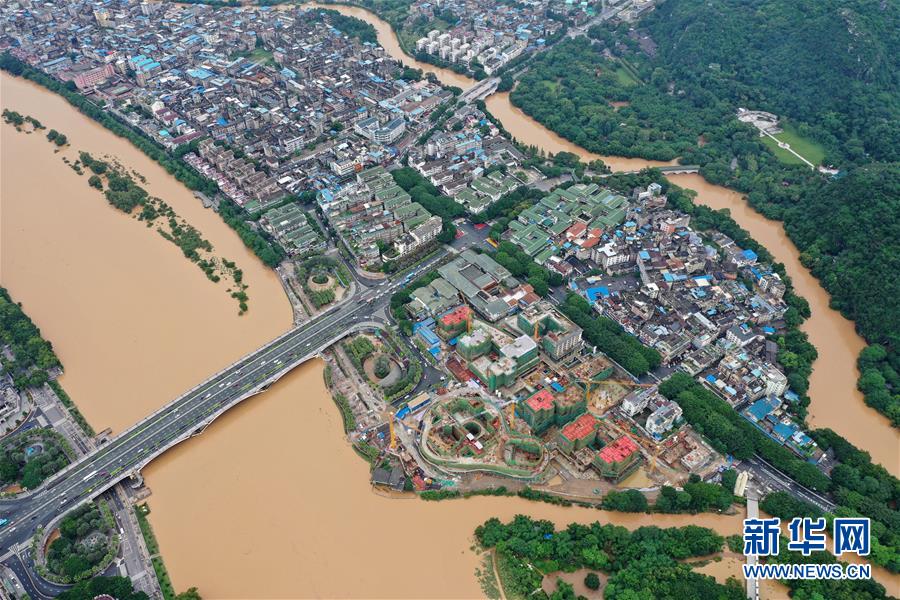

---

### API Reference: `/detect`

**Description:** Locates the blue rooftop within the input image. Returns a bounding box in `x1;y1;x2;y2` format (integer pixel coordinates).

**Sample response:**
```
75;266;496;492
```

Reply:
773;422;797;441
585;286;610;302
419;327;440;347
747;396;779;421
186;67;213;80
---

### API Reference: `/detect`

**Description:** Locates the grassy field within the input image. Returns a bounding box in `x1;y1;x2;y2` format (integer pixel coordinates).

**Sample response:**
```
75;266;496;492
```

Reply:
762;124;827;166
613;65;640;87
230;47;276;66
760;135;808;165
775;125;826;163
249;47;275;66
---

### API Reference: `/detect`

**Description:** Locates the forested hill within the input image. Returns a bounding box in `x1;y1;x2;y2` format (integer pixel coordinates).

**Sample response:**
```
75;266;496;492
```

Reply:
642;0;900;163
786;163;900;349
785;162;900;424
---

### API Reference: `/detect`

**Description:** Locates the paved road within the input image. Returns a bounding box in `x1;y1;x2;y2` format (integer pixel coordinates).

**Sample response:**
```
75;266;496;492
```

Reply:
746;488;760;600
0;262;438;571
744;455;835;513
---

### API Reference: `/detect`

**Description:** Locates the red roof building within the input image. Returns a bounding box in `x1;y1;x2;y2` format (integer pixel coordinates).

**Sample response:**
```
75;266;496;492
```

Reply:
520;388;556;432
561;413;598;442
596;435;640;465
526;389;554;412
565;221;587;239
557;413;599;453
593;435;642;481
440;305;472;327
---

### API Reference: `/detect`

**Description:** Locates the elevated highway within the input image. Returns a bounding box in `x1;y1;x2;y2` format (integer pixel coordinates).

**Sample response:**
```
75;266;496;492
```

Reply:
0;283;399;558
0;237;457;596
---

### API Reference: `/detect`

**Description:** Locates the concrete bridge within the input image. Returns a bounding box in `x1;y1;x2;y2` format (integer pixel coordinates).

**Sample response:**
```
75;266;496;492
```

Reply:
461;77;500;103
0;239;461;596
595;165;701;177
0;288;395;562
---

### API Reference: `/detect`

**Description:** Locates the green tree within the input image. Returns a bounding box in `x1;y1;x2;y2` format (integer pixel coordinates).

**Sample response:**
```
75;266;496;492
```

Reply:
374;355;391;379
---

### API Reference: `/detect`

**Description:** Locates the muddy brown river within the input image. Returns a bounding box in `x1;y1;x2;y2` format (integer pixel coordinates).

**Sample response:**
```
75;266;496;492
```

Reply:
2;4;898;597
303;1;898;476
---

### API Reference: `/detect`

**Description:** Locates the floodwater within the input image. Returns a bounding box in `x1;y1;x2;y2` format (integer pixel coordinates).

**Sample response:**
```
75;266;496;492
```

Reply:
694;555;785;599
668;174;900;475
301;2;899;476
300;2;474;89
145;359;757;598
2;4;899;598
484;91;676;172
0;72;292;431
0;71;756;598
302;1;672;174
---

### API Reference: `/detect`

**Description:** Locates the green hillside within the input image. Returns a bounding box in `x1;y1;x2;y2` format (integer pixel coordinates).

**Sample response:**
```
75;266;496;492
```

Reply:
643;0;900;163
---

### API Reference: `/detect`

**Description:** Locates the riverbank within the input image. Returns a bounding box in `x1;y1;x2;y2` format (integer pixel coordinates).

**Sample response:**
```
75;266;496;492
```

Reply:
2;5;897;599
300;1;898;476
0;72;292;434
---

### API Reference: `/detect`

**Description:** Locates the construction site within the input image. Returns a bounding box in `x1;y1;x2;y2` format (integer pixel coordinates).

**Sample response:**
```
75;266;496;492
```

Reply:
417;392;548;478
332;298;727;500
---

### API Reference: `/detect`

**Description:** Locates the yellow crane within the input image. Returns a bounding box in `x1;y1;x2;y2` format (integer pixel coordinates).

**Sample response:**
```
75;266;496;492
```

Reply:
389;413;397;450
575;378;604;404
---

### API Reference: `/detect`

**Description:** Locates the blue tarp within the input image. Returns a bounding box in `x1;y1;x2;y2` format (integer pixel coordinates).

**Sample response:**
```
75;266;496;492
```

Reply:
585;286;610;302
412;318;435;334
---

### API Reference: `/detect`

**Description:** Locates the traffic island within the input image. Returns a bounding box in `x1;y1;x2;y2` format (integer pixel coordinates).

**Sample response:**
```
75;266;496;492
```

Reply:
35;500;119;585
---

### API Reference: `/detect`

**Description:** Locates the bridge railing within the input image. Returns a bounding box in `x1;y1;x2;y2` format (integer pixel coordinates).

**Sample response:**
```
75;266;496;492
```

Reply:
30;289;361;495
47;321;389;505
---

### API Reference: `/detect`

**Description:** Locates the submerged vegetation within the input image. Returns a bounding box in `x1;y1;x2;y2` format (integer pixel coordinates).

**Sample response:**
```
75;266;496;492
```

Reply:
0;52;284;272
476;515;741;600
78;151;252;313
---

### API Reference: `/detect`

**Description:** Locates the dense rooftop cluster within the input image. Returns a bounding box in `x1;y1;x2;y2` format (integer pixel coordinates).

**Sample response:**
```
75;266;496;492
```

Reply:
408;0;571;76
0;1;460;260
